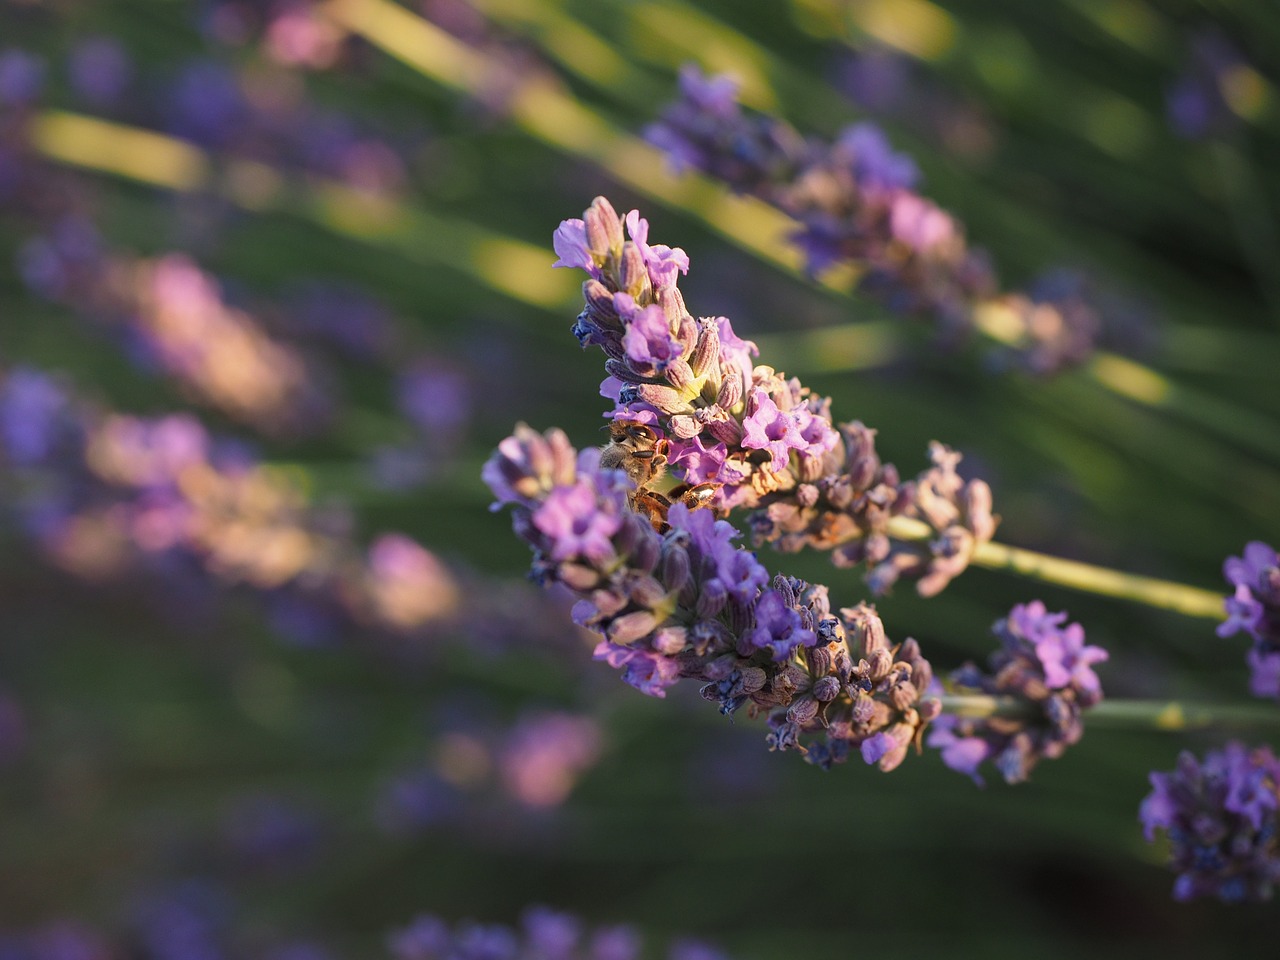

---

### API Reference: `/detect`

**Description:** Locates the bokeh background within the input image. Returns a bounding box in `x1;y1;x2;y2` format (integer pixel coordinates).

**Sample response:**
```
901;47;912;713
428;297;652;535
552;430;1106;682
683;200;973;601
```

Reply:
2;0;1280;956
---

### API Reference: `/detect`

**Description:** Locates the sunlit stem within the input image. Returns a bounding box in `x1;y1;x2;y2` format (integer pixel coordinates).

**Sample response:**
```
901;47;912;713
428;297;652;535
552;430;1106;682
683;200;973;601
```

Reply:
886;516;1225;620
940;695;1280;730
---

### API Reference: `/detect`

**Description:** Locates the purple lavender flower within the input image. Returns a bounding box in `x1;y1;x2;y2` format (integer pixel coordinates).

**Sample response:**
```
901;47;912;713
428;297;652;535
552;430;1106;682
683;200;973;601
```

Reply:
486;427;938;768
533;480;625;565
1218;541;1280;701
0;368;74;466
1166;31;1248;140
740;388;803;472
740;589;814;661
1140;743;1280;902
835;123;919;192
928;602;1107;785
497;712;603;807
620;302;683;371
68;37;132;107
648;66;1131;373
0;49;45;105
388;911;727;960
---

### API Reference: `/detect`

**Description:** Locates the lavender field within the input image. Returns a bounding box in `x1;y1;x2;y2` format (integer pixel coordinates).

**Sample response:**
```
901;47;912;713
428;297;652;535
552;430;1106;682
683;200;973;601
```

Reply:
2;0;1280;957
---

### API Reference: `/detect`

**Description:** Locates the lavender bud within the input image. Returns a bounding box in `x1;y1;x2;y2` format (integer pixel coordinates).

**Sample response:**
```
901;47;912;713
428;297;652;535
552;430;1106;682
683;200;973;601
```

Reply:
628;574;669;609
705;413;743;446
844;603;888;655
806;644;832;677
604;359;648;385
702;653;739;681
619;243;650;299
630;532;661;574
812;676;841;702
889;680;919;711
689;321;721;376
652;625;687;654
660;545;692;593
585;197;623;256
665;358;697;393
559;563;601;591
738;666;767;694
695;578;728;620
867;648;894;682
716;372;742;411
583;280;618;321
608;610;659;645
669;415;702;439
787;696;820;726
629;383;685;413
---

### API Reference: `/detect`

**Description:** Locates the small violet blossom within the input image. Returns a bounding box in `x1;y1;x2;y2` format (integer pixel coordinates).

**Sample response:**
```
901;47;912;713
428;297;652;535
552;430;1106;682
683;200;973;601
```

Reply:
741;388;804;472
1218;541;1280;700
1140;742;1280;903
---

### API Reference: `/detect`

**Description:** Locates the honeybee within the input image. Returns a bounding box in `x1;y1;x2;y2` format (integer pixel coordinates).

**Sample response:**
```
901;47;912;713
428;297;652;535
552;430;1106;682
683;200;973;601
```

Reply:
600;420;720;531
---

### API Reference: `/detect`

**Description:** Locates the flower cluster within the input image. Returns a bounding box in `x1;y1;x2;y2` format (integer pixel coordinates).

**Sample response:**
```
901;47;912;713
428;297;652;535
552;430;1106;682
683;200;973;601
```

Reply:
555;195;995;598
1140;742;1280;902
648;65;1142;375
928;602;1108;784
1217;541;1280;700
484;424;940;770
0;363;583;653
389;906;731;960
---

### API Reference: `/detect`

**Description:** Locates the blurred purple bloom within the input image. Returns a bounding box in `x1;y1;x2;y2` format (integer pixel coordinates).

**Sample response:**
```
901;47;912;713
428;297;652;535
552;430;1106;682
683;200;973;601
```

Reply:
930;602;1105;784
521;907;581;959
0;49;44;105
593;642;682;698
166;60;246;148
1218;541;1280;700
837;123;919;191
498;712;602;808
68;37;132;106
1140;743;1280;902
1166;32;1247;140
923;717;991;785
0;368;71;466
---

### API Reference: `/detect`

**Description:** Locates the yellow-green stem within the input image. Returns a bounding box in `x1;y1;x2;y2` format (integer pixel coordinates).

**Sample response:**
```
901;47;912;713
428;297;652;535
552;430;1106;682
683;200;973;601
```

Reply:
886;517;1225;620
939;695;1280;730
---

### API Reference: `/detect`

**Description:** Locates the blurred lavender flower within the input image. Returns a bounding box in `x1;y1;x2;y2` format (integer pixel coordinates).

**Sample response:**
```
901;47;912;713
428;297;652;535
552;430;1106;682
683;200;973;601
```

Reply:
928;602;1107;784
1167;32;1250;140
0;49;45;106
222;794;323;874
68;37;132;107
1140;742;1280;902
1218;541;1280;700
497;711;603;808
648;66;1143;374
386;908;725;960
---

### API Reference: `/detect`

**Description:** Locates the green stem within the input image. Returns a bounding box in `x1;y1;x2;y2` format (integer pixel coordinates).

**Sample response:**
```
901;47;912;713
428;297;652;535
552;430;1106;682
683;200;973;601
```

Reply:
886;516;1226;619
939;695;1280;730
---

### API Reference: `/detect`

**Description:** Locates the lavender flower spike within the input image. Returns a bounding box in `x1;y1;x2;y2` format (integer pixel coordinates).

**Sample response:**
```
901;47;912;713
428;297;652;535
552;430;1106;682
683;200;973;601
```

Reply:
484;427;939;767
1140;743;1280;902
557;195;993;599
927;602;1107;785
1218;541;1280;700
